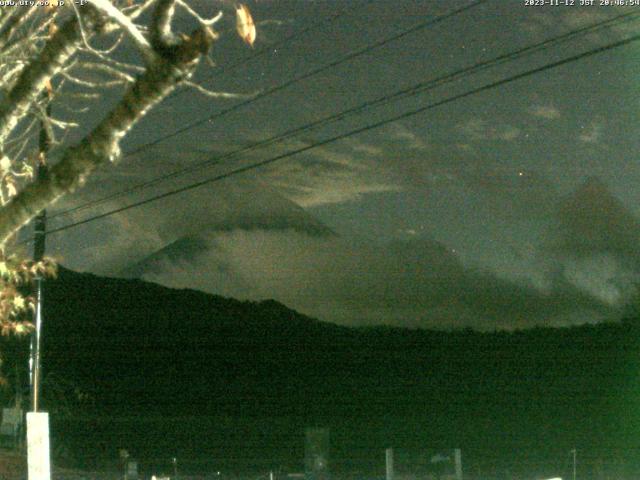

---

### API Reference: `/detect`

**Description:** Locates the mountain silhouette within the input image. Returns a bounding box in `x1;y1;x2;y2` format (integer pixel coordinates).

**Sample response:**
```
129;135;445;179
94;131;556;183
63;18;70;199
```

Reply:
117;182;336;280
549;176;640;258
47;180;335;278
1;267;637;476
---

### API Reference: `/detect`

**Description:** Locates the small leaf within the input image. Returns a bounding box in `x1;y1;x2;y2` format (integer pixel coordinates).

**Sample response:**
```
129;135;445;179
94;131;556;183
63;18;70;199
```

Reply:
44;78;53;98
19;163;34;180
235;4;256;47
0;156;10;173
14;323;28;334
13;295;24;311
4;177;16;198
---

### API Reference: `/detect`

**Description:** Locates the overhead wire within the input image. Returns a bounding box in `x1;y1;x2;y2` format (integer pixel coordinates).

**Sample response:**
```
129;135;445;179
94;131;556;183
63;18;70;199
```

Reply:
49;0;490;220
39;31;640;239
122;0;490;157
156;0;376;105
48;9;640;221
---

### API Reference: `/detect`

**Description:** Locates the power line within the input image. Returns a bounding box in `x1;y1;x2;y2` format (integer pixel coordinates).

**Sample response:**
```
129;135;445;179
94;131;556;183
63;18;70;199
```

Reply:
50;0;489;220
123;0;490;157
49;9;640;221
369;9;640;106
41;31;640;238
156;0;376;105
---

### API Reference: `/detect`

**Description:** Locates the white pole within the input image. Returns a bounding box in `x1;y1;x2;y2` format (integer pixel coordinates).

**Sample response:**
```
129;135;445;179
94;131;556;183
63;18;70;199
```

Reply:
26;412;51;480
454;449;463;480
385;448;394;480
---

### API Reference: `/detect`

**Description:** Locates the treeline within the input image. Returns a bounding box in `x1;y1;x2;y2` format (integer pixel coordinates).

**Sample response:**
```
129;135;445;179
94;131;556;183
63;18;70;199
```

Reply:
1;267;638;475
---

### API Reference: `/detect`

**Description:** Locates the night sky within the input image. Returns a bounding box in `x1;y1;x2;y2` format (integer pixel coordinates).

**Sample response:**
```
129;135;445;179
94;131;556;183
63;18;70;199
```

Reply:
38;0;640;330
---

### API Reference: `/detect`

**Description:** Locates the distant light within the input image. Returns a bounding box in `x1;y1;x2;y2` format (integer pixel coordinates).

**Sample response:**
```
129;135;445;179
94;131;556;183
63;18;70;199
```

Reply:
518;171;524;176
543;477;562;480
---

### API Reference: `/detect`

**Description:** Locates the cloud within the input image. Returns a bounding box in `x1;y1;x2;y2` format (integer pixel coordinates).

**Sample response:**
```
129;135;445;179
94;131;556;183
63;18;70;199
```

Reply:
292;124;562;221
459;118;520;142
545;177;640;258
130;229;612;330
562;9;608;30
47;168;619;331
517;12;554;37
561;253;638;306
537;177;640;308
529;104;561;120
47;212;165;277
388;124;429;150
255;128;427;207
262;149;401;207
579;121;604;144
45;176;337;275
518;9;611;45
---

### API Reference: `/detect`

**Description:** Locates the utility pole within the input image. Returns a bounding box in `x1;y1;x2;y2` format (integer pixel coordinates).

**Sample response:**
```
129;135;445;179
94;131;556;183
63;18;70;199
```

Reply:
29;99;50;412
26;94;52;480
571;448;577;480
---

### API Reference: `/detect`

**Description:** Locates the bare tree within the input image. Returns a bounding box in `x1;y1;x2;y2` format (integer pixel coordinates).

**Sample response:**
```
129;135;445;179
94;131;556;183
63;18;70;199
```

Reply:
0;1;255;340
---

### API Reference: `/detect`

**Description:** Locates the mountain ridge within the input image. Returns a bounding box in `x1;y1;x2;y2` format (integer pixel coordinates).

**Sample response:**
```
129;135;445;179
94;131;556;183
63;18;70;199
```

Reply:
1;267;637;475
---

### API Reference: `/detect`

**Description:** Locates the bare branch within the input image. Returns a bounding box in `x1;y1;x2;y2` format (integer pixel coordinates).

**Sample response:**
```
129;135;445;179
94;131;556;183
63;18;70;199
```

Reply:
71;2;114;56
0;27;215;245
0;11;104;148
0;6;39;51
88;0;155;62
182;80;255;99
41;113;80;131
151;0;178;49
75;61;136;83
98;31;127;55
59;92;102;101
176;1;223;27
127;0;160;21
7;138;30;167
0;63;26;91
4;118;38;149
60;70;129;89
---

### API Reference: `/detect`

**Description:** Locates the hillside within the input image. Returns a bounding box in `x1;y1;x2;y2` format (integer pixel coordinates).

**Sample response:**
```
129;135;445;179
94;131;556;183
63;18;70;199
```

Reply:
1;267;639;476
